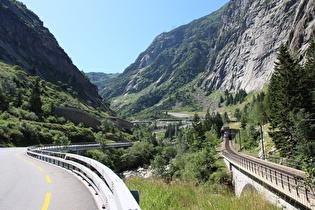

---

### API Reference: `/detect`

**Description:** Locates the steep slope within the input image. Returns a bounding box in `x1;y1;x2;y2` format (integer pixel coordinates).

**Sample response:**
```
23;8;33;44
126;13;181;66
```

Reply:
198;0;315;92
0;0;106;109
86;72;120;93
100;0;314;118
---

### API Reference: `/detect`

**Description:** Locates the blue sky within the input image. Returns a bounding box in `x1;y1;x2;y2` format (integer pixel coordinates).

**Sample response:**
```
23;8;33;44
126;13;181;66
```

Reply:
19;0;229;73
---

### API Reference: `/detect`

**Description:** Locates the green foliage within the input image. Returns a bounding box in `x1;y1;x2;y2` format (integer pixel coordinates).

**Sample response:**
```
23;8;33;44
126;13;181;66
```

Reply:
234;108;241;121
151;155;168;177
164;123;180;139
179;148;217;183
289;110;315;158
27;77;43;116
240;93;268;127
222;112;229;124
266;43;315;157
223;89;248;106
237;126;260;150
120;142;157;170
86;149;116;169
205;130;221;147
0;62;118;147
53;132;70;145
99;119;116;133
127;176;279;209
86;72;120;91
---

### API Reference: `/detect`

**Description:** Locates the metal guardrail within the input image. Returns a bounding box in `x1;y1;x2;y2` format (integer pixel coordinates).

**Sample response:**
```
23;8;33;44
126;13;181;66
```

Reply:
222;148;315;209
266;155;303;170
35;142;134;152
246;151;304;170
27;144;140;210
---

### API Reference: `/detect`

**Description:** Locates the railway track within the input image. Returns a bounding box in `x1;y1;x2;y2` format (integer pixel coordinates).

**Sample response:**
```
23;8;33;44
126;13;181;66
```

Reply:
223;134;305;178
222;133;315;209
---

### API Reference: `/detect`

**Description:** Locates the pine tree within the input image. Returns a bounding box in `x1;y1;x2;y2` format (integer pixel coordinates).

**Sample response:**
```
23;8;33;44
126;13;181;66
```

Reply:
304;39;315;114
192;113;204;137
203;109;212;132
203;111;223;137
266;44;306;156
28;77;43;115
191;113;205;151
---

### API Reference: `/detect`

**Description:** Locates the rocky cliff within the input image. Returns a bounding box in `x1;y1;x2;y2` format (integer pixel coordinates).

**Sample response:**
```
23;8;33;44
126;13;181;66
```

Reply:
0;0;104;107
100;0;314;117
198;0;315;93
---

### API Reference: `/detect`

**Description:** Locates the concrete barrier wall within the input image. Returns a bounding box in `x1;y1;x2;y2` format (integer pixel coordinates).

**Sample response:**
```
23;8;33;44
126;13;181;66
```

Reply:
54;106;101;128
54;106;133;131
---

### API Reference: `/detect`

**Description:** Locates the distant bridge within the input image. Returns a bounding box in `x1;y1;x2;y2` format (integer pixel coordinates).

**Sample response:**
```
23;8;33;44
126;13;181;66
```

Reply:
222;134;315;209
41;142;134;152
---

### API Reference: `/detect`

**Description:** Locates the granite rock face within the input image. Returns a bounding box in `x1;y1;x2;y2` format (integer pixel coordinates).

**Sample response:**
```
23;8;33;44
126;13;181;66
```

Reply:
102;0;315;102
198;0;315;93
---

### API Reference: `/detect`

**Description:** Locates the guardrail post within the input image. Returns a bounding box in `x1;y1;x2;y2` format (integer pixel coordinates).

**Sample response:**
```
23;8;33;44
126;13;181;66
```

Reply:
305;184;309;201
281;173;284;188
287;175;291;192
295;178;299;197
130;190;140;204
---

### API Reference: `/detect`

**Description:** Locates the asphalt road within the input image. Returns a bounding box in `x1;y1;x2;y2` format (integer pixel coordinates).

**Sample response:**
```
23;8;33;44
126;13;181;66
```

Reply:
0;147;99;210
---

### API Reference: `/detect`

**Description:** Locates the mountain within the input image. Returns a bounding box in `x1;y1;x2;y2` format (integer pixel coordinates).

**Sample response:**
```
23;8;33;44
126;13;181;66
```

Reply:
99;0;315;119
0;0;106;110
0;0;121;146
86;72;120;93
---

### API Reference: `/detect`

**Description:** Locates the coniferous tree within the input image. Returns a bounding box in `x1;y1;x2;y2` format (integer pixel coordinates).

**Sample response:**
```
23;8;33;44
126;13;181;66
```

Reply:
203;111;223;137
234;108;242;121
223;112;229;124
266;44;307;156
191;113;205;151
292;40;315;161
203;109;212;132
214;112;223;136
28;77;43;115
304;39;315;114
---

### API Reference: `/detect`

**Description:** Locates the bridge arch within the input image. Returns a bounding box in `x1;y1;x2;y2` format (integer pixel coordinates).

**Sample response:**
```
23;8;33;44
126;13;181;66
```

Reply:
241;183;258;196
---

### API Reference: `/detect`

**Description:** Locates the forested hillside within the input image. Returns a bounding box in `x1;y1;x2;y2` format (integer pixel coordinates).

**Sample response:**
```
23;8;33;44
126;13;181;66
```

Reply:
0;61;131;146
0;0;105;108
0;0;126;147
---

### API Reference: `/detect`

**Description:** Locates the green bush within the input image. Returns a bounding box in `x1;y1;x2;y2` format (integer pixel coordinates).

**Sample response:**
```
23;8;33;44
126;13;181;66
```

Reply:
168;148;217;183
121;142;157;170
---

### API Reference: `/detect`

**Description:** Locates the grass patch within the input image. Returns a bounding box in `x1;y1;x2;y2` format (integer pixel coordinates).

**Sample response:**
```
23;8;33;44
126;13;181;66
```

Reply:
126;176;279;209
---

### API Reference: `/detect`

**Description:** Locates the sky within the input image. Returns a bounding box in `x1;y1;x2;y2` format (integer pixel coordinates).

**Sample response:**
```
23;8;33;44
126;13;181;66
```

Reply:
19;0;229;73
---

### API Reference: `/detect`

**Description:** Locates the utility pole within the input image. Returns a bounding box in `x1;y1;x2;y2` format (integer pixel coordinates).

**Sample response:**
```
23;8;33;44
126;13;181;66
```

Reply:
259;124;265;160
238;130;242;151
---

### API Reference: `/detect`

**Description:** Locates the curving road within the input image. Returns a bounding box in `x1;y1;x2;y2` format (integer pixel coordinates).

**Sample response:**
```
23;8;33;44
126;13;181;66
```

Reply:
0;147;99;210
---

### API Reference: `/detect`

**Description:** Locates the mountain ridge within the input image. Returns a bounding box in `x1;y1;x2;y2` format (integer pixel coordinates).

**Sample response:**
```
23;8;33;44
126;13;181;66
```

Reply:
98;0;314;119
0;0;107;110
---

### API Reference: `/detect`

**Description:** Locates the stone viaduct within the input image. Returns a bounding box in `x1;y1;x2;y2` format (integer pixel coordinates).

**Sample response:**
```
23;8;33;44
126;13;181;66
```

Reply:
222;134;315;209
